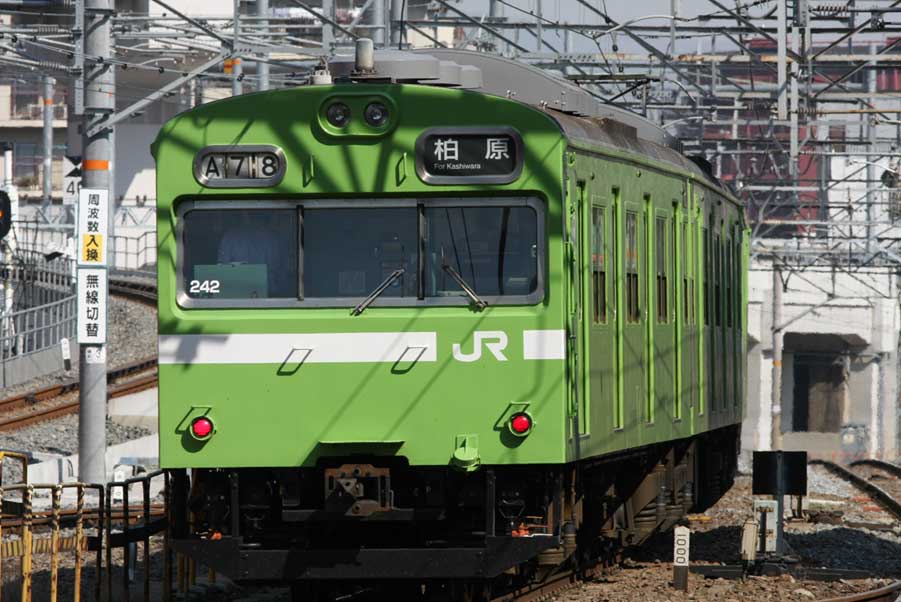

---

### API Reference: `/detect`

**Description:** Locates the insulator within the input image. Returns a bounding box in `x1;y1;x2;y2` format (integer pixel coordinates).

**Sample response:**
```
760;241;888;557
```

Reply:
38;60;69;72
810;3;850;18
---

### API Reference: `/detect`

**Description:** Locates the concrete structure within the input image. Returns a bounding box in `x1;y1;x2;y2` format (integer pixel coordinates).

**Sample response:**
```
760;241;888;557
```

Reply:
745;263;899;463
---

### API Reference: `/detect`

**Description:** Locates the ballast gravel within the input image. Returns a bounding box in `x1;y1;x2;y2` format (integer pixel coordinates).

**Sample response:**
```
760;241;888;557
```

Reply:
551;469;901;602
0;416;152;457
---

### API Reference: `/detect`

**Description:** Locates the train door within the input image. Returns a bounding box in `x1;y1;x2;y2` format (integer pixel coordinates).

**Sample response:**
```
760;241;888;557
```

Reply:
700;207;710;418
712;213;723;418
724;225;734;420
566;174;590;442
711;216;729;426
589;197;616;434
682;194;697;425
734;223;745;416
654;207;676;423
623;200;645;430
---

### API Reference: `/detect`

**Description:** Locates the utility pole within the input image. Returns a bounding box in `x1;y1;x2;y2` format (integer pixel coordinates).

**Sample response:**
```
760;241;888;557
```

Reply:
78;0;113;485
489;0;503;54
866;43;877;254
372;0;386;46
232;0;243;96
771;264;783;450
669;0;677;57
42;75;55;213
257;0;269;91
390;0;406;49
776;0;787;120
194;76;205;107
322;0;334;53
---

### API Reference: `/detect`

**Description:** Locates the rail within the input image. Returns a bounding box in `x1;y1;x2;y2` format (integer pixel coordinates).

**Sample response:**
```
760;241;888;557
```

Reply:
809;460;901;523
850;459;901;479
0;357;157;432
818;581;901;602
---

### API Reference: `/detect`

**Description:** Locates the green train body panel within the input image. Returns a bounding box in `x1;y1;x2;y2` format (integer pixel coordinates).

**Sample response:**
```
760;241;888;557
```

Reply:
154;83;747;470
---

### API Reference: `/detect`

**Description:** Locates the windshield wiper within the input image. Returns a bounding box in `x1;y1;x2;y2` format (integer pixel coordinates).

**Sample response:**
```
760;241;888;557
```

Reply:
351;268;405;316
443;264;487;310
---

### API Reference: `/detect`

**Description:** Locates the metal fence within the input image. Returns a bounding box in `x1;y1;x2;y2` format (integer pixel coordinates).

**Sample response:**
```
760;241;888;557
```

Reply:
11;220;157;277
110;231;157;278
1;252;76;388
0;452;176;602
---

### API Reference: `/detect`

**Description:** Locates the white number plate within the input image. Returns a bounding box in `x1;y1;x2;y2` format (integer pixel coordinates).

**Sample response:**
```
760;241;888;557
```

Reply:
673;525;690;567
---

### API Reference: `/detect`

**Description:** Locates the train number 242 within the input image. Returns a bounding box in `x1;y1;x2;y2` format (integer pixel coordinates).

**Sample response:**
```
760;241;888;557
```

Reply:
190;279;221;294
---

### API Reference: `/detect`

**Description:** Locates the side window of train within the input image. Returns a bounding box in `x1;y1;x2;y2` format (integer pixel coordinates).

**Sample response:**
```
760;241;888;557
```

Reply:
682;219;690;323
726;235;733;328
591;206;607;324
735;230;742;329
703;226;710;326
655;215;667;323
715;233;722;327
625;211;639;323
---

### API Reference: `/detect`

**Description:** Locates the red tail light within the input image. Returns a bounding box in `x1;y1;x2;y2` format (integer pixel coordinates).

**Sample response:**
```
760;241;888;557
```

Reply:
191;416;214;439
510;413;532;436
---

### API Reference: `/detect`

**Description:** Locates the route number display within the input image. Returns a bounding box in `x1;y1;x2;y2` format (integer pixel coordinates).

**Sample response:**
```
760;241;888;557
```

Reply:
194;145;286;188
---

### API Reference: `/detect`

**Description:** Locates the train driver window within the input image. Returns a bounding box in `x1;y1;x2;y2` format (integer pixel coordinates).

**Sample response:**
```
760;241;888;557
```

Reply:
424;206;538;298
182;208;298;299
303;207;419;299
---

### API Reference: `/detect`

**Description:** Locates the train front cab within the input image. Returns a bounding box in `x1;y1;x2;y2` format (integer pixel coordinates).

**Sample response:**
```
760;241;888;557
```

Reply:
155;84;580;585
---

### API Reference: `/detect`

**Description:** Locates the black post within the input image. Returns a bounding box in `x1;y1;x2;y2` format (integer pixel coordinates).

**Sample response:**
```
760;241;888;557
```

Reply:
775;451;785;555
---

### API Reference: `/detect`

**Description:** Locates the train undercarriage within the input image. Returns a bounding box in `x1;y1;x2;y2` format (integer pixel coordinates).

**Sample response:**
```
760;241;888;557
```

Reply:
169;425;739;599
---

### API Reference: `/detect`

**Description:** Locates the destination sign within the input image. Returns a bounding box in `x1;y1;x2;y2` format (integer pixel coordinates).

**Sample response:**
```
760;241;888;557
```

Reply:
415;128;523;184
193;145;286;188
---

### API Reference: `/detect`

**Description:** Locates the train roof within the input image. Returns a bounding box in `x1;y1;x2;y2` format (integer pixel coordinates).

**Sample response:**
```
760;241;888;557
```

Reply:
330;48;732;197
416;50;682;150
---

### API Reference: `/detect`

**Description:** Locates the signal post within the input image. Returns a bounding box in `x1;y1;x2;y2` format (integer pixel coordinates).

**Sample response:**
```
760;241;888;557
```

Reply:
77;0;114;485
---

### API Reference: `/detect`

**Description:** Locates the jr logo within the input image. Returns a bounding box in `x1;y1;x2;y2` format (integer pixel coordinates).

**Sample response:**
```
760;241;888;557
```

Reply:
452;331;509;362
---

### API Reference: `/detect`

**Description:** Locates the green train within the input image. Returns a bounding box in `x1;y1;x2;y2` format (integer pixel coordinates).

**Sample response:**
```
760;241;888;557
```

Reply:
153;49;747;597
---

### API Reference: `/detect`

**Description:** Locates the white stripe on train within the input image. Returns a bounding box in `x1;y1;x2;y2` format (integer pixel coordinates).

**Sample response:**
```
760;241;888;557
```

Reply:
157;330;566;365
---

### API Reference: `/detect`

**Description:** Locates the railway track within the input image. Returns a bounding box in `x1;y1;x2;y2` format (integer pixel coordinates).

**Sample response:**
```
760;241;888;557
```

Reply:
820;581;901;602
0;276;158;432
491;564;605;602
108;276;158;304
809;459;901;522
851;459;901;479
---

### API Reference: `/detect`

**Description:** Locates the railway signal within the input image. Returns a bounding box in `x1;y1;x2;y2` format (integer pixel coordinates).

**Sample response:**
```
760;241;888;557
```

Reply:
0;190;10;240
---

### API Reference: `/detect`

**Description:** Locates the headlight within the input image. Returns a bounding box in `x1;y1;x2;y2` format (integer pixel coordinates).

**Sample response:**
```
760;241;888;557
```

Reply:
364;102;389;127
326;102;351;127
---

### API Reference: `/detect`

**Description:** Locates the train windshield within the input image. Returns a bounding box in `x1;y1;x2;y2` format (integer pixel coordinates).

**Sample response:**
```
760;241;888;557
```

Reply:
425;207;537;298
181;208;299;300
178;199;542;307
